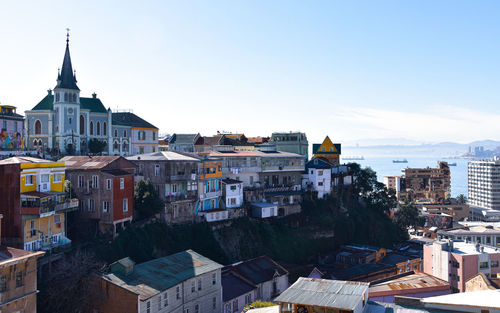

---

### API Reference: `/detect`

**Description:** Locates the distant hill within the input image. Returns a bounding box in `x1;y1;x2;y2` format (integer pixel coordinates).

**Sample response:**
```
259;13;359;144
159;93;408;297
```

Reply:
343;139;500;157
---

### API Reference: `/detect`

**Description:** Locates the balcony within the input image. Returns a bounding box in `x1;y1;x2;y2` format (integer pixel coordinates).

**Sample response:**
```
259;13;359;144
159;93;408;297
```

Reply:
200;190;222;199
21;191;79;216
164;192;198;203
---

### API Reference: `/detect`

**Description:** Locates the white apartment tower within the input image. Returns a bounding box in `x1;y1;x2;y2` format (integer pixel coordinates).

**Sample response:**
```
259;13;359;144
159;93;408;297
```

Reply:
468;158;500;221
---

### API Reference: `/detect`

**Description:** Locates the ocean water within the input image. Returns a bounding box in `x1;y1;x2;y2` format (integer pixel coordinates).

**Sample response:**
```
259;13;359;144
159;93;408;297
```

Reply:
348;157;469;198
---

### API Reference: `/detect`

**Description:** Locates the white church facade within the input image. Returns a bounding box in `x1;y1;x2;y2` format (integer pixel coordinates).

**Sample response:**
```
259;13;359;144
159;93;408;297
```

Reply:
24;33;158;156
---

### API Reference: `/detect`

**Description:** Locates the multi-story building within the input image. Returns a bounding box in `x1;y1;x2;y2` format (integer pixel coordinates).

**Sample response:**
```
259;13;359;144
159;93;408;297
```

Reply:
168;133;200;153
127;151;200;224
304;157;333;199
312;136;341;165
399;161;451;204
0;105;24;151
222;268;257;313
0;214;45;313
384;175;401;198
61;156;135;237
198;157;225;222
24;32;157;156
0;157;78;252
222;179;243;209
229;255;289;302
205;147;304;217
270;132;308;161
95;250;223;313
423;239;500;292
437;224;500;247
468;158;500;222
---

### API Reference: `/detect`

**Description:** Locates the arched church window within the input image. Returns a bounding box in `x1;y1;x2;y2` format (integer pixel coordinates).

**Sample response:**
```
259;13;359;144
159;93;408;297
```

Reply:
72;94;77;102
114;129;118;137
33;140;38;147
113;141;119;151
55;93;60;102
123;130;127;137
64;93;68;102
38;140;43;147
35;120;42;134
90;122;94;135
80;115;85;135
97;122;101;135
103;122;107;136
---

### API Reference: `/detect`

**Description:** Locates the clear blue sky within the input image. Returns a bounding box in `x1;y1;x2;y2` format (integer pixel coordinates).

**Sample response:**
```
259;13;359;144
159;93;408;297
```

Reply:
1;1;500;145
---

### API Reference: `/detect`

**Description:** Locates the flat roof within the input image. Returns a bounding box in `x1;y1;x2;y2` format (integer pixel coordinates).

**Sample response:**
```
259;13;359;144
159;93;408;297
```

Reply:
127;151;200;162
275;277;369;310
422;289;500;309
206;150;303;158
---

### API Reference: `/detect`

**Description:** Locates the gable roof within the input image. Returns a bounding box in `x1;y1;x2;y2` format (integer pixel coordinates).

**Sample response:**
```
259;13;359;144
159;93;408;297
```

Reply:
222;269;256;302
195;135;225;146
169;133;200;145
306;157;334;169
230;255;288;285
112;112;158;129
313;136;341;155
31;93;108;113
275;277;369;309
102;250;223;301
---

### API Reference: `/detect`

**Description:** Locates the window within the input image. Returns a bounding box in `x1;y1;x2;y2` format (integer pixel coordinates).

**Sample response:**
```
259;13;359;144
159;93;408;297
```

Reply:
176;286;180;299
55;92;60;102
25;175;34;185
318;170;323;176
40;174;49;183
92;175;99;188
191;281;195;293
54;214;61;224
90;121;94;135
14;121;17;132
120;178;124;189
35;120;41;134
80;115;85;134
88;199;95;212
103;122;107;136
163;292;168;306
195;304;199;313
492;261;499;268
452;261;460;268
0;276;6;292
197;278;202;291
16;272;23;288
114;129;118;137
155;164;160;176
97;121;101;135
103;201;109;213
53;173;62;183
245;294;252;304
123;130;127;137
233;300;238;312
152;146;156;152
480;261;489;269
123;198;129;212
78;175;84;188
142;131;146;140
146;301;151;313
212;273;216;285
212;297;216;309
138;132;141;140
153;132;156;140
107;179;112;190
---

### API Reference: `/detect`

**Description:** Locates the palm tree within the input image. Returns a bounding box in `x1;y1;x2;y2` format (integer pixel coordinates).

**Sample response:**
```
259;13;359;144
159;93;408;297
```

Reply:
457;194;467;204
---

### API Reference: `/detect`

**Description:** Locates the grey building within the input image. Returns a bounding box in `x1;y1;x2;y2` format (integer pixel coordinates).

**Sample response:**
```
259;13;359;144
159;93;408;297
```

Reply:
168;133;201;153
97;250;224;313
127;151;201;224
271;132;309;161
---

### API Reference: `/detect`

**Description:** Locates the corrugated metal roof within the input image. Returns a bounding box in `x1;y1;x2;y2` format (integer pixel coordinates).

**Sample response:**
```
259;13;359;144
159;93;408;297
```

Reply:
102;250;223;301
274;277;369;309
126;151;200;162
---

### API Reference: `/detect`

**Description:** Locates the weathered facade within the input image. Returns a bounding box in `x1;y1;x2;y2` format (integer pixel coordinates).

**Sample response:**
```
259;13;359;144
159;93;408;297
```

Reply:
400;161;451;204
0;105;24;151
61;156;135;237
127;151;201;224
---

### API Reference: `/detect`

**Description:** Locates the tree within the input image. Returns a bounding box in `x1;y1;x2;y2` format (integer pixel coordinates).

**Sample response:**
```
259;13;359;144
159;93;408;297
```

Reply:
38;249;107;313
457;194;467;204
134;179;164;220
88;138;107;155
395;201;425;230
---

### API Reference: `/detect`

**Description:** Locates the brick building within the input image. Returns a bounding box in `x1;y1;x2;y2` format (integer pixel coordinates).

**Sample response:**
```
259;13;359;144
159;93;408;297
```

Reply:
60;156;136;237
400;161;451;204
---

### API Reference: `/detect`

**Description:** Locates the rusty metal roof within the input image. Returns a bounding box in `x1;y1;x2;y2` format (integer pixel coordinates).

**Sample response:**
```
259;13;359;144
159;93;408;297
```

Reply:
274;277;369;309
102;250;223;301
369;272;449;296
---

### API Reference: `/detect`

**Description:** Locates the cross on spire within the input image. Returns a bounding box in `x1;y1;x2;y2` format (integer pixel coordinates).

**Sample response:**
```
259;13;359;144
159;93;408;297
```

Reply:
66;28;70;44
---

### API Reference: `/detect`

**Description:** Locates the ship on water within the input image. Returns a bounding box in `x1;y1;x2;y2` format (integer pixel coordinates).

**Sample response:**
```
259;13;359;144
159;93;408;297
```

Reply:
392;159;408;163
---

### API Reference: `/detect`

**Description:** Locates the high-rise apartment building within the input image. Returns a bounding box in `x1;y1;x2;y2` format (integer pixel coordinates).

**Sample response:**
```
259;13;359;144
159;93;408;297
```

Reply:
468;158;500;222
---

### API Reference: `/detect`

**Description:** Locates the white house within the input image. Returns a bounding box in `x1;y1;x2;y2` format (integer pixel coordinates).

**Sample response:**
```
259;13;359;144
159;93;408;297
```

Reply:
304;158;332;199
251;202;278;219
222;178;244;209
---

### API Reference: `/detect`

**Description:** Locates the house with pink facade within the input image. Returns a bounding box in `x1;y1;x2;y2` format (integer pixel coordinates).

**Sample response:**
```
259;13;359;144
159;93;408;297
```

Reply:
423;239;500;292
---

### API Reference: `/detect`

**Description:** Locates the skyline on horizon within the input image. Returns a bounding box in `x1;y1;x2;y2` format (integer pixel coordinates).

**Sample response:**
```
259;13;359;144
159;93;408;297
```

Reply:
2;1;500;146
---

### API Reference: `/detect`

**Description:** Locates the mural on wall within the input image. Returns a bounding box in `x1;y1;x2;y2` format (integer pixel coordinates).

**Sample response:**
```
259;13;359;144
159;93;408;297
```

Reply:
0;130;24;150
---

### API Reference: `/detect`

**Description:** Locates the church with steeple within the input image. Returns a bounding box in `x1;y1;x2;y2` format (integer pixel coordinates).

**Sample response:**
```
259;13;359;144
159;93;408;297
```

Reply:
25;32;158;156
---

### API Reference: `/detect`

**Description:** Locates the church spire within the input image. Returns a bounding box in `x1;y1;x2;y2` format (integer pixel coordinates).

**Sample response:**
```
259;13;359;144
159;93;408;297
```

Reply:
55;29;80;90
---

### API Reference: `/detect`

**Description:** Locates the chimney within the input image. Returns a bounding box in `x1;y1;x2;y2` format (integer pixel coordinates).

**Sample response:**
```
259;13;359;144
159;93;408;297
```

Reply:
481;246;485;253
449;239;454;251
476;242;481;252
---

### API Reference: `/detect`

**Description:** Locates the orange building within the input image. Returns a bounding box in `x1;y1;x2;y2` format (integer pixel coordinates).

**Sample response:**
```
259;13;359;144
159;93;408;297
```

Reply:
312;136;341;165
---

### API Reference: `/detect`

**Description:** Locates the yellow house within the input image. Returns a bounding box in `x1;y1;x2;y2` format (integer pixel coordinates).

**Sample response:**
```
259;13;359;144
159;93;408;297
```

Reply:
312;136;341;165
13;157;78;252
